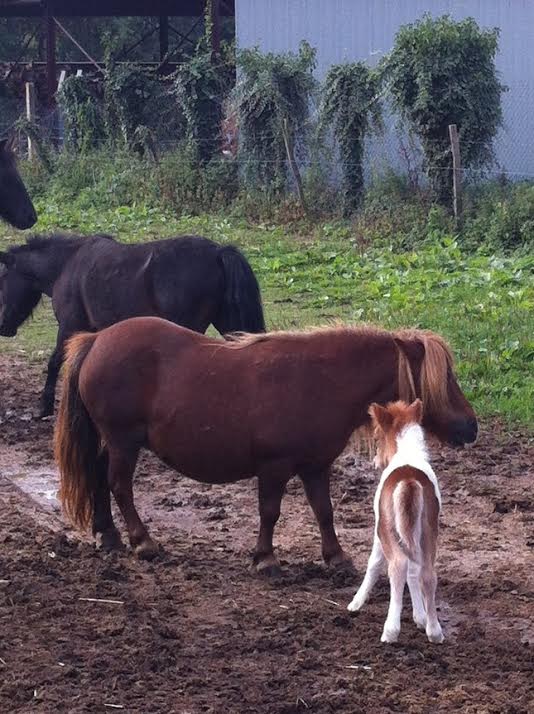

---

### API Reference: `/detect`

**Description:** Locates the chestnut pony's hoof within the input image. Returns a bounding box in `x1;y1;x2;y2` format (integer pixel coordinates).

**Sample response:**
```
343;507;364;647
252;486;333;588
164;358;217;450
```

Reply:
135;538;159;561
253;554;282;577
95;529;124;552
325;550;354;570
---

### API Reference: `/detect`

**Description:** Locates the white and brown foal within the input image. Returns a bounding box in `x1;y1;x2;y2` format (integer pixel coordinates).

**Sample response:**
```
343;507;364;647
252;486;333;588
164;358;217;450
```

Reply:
348;399;444;644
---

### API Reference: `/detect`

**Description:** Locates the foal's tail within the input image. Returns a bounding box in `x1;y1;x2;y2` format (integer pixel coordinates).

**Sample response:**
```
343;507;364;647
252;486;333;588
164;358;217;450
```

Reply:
216;245;265;334
392;480;424;563
54;332;99;532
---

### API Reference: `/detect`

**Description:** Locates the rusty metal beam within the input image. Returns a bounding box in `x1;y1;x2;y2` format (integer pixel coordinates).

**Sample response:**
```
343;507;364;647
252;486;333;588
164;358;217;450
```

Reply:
0;1;235;18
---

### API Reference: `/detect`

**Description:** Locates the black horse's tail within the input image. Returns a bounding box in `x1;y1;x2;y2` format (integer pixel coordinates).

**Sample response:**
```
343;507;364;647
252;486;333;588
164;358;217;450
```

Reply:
216;245;265;333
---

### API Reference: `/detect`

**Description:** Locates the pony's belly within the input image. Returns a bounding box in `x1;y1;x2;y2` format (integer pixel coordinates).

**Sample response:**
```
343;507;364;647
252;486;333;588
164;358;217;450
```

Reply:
150;440;254;485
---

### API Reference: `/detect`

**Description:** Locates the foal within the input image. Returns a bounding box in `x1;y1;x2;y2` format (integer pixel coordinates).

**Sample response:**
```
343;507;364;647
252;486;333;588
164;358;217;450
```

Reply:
347;399;444;644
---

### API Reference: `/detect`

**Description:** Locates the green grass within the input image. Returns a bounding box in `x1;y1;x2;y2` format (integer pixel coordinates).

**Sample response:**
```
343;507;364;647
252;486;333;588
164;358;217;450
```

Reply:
1;201;532;427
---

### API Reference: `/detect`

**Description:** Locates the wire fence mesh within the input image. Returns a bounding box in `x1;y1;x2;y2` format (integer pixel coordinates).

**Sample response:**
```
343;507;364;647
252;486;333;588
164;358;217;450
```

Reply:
2;76;534;191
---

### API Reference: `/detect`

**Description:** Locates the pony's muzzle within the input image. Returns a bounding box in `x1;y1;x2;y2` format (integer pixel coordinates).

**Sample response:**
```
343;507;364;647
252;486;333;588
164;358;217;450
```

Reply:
451;417;478;446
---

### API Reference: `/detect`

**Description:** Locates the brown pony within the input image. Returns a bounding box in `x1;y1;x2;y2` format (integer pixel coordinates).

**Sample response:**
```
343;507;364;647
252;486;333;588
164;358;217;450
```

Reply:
55;318;477;570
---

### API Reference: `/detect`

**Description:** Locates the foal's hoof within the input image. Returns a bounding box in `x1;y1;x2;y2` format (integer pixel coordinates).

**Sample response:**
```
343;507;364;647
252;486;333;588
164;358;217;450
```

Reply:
95;529;124;552
135;538;159;561
253;554;282;578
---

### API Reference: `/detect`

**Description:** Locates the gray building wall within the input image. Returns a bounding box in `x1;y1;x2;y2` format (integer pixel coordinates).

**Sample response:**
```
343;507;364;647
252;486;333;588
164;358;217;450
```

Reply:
235;0;534;179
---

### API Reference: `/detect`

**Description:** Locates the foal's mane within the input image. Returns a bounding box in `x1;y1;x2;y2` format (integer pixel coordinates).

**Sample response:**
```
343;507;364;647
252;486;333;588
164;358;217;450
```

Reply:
229;323;454;416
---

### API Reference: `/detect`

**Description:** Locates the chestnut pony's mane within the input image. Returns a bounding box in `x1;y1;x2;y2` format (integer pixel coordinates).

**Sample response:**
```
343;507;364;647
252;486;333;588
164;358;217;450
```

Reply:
227;324;454;421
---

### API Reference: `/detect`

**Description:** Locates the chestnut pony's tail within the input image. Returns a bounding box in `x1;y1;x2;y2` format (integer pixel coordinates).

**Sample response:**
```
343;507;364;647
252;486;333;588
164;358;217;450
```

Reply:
54;332;99;532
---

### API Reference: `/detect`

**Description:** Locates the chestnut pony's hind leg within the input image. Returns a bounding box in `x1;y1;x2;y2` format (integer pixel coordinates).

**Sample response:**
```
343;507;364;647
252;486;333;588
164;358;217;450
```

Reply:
300;467;352;568
254;462;291;574
107;445;158;560
92;448;123;551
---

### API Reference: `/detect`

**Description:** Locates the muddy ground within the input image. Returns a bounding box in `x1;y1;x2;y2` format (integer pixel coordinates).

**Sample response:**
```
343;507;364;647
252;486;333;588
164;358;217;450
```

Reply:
0;354;532;714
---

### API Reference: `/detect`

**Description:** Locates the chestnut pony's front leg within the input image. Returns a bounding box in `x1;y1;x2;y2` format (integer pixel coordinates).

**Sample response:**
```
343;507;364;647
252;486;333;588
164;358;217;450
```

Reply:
254;462;291;575
300;467;352;567
107;445;158;560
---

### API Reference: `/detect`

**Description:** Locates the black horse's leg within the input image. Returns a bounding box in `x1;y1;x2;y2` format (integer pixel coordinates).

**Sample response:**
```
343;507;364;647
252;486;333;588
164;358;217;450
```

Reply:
106;445;158;560
39;345;62;417
300;467;352;567
254;462;291;574
92;448;123;551
39;329;71;417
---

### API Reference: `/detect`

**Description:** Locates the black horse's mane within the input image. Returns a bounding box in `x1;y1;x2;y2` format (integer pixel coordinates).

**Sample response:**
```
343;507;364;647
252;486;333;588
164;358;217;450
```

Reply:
7;233;115;255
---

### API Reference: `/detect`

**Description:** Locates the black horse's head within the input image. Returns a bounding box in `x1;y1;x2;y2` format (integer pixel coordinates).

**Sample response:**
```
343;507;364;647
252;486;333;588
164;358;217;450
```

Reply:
0;253;41;337
0;137;37;230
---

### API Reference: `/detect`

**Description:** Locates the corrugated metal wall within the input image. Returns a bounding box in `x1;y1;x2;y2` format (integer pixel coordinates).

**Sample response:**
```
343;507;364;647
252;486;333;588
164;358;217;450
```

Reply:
236;0;534;178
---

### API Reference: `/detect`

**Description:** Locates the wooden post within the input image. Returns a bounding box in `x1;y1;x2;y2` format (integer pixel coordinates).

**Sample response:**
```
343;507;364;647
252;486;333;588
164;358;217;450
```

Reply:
282;118;307;216
25;82;35;161
448;124;463;224
57;69;67;91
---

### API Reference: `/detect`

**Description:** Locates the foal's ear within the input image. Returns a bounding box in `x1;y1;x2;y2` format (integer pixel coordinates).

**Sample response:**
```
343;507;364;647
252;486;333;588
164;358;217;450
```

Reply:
0;251;14;268
369;403;393;430
408;398;423;424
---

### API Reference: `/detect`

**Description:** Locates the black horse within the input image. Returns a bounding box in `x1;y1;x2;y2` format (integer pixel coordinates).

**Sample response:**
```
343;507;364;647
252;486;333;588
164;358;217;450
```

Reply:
0;137;37;229
0;233;265;416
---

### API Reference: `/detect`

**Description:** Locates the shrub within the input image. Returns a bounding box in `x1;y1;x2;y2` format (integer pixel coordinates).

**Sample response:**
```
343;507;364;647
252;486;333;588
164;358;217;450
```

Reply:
172;42;234;164
383;15;505;206
320;62;382;213
463;181;534;252
57;75;106;152
156;148;238;213
234;41;317;196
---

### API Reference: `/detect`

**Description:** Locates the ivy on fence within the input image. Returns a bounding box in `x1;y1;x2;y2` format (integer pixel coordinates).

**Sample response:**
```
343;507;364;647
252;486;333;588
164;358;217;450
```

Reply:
382;14;506;205
233;40;317;195
320;62;382;213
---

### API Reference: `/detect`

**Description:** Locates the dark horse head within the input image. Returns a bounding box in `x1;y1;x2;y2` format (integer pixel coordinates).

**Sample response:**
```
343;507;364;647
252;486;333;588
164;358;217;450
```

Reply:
394;329;478;447
0;247;41;337
0;137;37;230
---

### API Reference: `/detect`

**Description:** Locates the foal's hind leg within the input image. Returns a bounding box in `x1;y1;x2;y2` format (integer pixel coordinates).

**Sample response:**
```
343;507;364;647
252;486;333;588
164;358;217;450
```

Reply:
92;449;123;551
407;562;427;630
107;445;158;560
421;563;444;643
348;536;385;612
381;556;408;643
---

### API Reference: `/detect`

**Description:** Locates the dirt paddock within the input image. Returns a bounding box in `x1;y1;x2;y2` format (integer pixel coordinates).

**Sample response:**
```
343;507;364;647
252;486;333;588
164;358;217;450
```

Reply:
0;354;532;714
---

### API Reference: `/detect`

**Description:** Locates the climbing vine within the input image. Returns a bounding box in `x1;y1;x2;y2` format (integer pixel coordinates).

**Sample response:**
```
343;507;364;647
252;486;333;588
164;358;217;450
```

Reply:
57;75;105;153
172;40;234;163
320;62;382;213
382;14;505;205
234;41;317;194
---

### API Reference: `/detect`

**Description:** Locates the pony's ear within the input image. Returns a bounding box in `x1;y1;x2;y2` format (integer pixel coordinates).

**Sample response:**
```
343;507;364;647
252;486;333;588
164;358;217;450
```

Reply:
408;398;423;424
369;403;393;430
0;251;14;268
